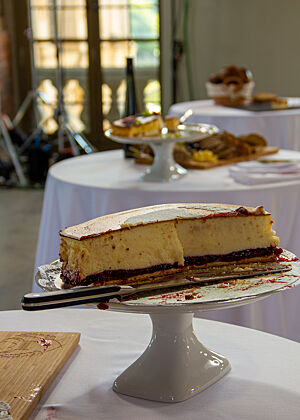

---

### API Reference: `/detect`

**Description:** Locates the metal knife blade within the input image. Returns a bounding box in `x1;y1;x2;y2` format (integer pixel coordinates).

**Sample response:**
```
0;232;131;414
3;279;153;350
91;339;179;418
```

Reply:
127;262;292;294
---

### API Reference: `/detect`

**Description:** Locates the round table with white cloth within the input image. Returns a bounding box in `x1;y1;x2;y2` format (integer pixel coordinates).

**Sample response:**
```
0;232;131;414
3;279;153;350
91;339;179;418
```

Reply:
168;99;300;150
4;309;300;419
33;149;300;341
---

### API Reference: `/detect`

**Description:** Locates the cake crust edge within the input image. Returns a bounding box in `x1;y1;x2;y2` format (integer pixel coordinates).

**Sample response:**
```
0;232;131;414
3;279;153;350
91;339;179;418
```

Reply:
60;204;268;241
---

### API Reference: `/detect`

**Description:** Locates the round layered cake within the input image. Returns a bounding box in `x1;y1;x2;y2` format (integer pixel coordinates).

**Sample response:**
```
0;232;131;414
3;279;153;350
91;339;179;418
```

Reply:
59;203;281;288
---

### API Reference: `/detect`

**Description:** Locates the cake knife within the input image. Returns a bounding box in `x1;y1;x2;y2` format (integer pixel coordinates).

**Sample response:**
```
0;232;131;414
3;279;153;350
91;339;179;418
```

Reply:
22;263;291;311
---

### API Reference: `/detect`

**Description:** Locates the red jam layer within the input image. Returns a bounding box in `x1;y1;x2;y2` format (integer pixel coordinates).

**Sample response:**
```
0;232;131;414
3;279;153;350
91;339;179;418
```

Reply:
185;246;282;266
61;246;282;287
61;262;180;287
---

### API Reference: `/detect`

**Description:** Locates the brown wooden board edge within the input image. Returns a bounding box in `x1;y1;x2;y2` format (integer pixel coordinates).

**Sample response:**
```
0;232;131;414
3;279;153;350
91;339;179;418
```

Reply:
3;331;81;420
135;146;279;170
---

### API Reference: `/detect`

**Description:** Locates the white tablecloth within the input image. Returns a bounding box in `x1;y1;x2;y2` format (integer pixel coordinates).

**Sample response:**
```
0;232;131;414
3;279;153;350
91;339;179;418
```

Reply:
33;149;300;341
3;309;300;420
168;99;300;150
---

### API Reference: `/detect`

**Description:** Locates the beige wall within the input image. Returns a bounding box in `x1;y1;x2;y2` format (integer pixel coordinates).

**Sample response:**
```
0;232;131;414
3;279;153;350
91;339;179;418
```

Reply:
169;0;300;104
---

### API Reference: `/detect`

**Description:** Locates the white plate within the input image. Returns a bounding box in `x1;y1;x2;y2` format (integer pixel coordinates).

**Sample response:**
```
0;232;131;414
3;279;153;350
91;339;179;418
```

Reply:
37;250;300;314
236;160;300;173
105;124;218;145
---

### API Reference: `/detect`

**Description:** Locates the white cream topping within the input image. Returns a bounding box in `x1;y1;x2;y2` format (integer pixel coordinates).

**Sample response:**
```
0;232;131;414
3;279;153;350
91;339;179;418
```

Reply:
121;204;266;227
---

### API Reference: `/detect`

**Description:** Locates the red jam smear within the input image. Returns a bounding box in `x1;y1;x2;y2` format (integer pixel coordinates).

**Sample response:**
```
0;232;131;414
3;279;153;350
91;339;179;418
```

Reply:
37;336;52;351
278;256;299;262
97;302;109;310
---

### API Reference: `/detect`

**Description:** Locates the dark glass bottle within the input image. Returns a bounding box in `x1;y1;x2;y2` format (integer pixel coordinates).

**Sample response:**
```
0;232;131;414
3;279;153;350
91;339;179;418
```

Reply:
123;57;139;158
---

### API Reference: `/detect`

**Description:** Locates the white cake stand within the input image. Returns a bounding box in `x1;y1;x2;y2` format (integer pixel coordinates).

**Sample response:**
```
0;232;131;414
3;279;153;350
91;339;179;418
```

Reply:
36;252;300;403
105;124;218;182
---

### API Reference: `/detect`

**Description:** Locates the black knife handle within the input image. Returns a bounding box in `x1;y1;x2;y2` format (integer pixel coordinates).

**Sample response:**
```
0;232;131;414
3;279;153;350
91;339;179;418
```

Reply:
22;285;122;304
22;294;121;311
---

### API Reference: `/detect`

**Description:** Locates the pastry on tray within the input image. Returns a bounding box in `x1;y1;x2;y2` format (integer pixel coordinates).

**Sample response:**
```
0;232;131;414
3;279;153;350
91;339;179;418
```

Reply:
271;98;289;109
206;65;254;106
252;92;288;109
111;114;163;137
59;203;282;288
238;133;267;148
135;130;276;168
252;92;278;103
190;131;252;159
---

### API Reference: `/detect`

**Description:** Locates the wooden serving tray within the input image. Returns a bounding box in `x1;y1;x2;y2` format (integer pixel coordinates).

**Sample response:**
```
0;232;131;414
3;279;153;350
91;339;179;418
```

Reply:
135;146;279;170
0;331;80;419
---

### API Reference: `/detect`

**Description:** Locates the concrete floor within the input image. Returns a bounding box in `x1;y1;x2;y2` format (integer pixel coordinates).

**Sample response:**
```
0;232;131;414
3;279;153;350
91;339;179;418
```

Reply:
0;188;44;310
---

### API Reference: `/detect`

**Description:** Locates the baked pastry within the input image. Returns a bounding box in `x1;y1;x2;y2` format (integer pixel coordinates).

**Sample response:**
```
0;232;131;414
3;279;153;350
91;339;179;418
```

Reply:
111;114;163;137
137;130;271;167
252;92;278;103
165;116;180;132
252;93;288;109
206;65;254;106
59;203;281;288
271;98;288;109
238;133;267;148
190;131;252;160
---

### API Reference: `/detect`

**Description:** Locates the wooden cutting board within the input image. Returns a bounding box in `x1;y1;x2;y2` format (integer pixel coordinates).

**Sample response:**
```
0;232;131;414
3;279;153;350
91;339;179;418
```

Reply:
136;146;279;170
0;331;80;420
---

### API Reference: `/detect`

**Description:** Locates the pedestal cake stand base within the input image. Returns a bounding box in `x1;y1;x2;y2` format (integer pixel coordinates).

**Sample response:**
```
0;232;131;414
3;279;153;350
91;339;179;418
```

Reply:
36;252;300;403
141;142;187;182
113;313;230;402
105;125;219;182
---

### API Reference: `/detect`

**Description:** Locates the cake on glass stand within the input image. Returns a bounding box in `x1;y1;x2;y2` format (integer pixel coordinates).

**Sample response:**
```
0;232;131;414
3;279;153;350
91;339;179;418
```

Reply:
35;251;300;403
105;124;219;182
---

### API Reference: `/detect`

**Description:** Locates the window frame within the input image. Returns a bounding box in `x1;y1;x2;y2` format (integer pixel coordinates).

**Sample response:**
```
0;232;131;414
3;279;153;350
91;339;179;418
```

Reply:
16;0;163;150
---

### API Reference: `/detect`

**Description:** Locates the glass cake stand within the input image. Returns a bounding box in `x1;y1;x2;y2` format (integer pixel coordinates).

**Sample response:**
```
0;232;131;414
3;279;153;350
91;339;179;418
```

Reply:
105;124;219;182
36;251;300;403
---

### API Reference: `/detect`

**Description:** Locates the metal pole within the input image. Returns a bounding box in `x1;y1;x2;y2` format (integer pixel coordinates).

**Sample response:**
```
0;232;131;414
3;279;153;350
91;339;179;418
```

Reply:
0;118;27;186
26;0;40;128
12;90;34;127
52;0;64;152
